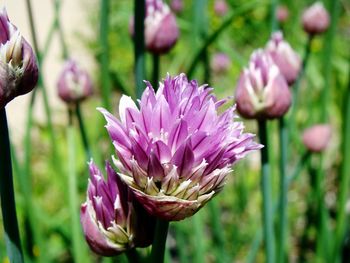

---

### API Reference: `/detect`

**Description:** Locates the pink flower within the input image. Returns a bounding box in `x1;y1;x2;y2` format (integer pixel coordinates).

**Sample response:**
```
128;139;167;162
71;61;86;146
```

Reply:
302;2;330;35
302;124;332;152
211;53;231;74
214;0;229;16
276;5;289;23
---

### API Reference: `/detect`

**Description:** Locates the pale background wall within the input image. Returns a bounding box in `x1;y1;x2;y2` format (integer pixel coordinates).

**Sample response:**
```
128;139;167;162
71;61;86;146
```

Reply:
1;0;96;143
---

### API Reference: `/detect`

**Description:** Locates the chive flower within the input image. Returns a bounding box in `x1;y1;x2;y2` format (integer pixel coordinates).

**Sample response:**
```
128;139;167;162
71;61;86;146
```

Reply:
99;73;261;221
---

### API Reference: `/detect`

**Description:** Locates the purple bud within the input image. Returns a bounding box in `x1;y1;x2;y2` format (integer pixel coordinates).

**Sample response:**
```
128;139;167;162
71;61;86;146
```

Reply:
276;5;289;23
57;60;93;104
302;124;332;153
211;53;231;74
170;0;183;14
265;31;301;85
98;73;262;221
0;8;38;109
144;0;179;54
235;50;292;119
214;0;229;16
302;2;330;35
81;161;155;256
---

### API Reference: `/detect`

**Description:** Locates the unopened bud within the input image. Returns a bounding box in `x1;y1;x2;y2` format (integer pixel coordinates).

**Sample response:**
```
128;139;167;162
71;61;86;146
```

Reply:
302;2;330;35
302;124;331;152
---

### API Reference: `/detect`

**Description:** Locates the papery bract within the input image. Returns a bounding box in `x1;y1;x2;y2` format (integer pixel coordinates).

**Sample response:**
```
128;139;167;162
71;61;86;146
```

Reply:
99;73;261;221
0;7;38;109
265;31;301;85
235;49;291;119
81;161;155;256
57;59;93;104
302;124;332;153
302;2;330;35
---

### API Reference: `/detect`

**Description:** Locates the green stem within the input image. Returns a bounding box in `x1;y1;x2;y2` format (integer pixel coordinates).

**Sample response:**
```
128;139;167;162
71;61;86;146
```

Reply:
125;248;140;263
192;214;205;263
67;109;84;263
333;55;350;261
100;0;112;109
75;103;92;160
151;219;169;263
208;201;226;263
0;108;24;263
277;117;288;263
152;54;160;89
258;119;275;263
270;0;279;31
134;0;146;99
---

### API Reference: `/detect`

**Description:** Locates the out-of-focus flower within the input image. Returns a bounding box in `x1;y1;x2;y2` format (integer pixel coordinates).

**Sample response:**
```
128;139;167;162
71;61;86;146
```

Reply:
57;60;93;104
265;31;301;85
302;124;332;153
81;161;155;256
99;73;261;221
235;50;291;119
302;2;330;35
0;8;38;109
170;0;183;14
144;0;179;54
276;5;289;23
214;0;229;16
211;53;231;74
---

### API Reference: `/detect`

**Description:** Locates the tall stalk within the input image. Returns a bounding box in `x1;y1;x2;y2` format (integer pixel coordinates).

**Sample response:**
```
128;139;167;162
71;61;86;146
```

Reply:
0;108;24;263
152;54;160;89
258;120;275;263
151;219;169;263
134;0;146;98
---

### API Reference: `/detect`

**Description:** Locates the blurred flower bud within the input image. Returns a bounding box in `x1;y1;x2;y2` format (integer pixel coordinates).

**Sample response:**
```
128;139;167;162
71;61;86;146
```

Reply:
214;0;229;16
81;161;155;256
57;60;93;104
302;2;330;35
211;53;231;74
144;0;179;54
276;5;289;23
170;0;183;14
235;50;291;119
0;8;38;109
265;31;301;85
302;124;331;153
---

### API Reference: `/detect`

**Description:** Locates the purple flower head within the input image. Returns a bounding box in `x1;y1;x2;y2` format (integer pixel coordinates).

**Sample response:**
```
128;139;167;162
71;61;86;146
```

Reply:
211;52;231;74
170;0;183;14
57;59;93;104
302;124;332;153
214;0;229;17
98;73;261;221
235;49;291;119
302;2;330;35
265;31;301;85
276;5;289;23
81;161;155;256
144;0;179;54
0;7;38;109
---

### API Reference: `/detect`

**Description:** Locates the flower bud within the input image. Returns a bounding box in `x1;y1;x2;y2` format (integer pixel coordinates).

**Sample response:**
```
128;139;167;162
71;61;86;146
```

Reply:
57;60;93;104
302;124;331;153
211;53;231;74
214;0;229;16
302;2;330;35
144;0;179;54
276;5;289;23
235;50;291;119
81;161;155;256
0;8;38;109
265;31;301;85
170;0;183;14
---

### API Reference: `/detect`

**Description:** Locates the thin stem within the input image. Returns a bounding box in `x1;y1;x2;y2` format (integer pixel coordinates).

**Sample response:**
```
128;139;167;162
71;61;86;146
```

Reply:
258;119;275;263
0;108;24;263
277;117;288;263
75;103;92;160
125;248;140;263
192;214;205;263
270;0;279;31
100;0;112;109
152;54;160;89
67;109;84;263
134;0;146;99
333;54;350;261
151;219;169;263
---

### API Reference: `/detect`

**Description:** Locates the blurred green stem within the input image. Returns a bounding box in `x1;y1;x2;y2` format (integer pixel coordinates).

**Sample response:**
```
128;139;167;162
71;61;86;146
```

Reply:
134;0;146;99
258;119;275;263
67;109;84;263
277;117;288;263
152;54;160;89
100;0;112;109
333;53;350;261
209;201;226;263
151;219;169;263
75;103;92;160
125;248;140;263
0;108;24;263
270;0;279;31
